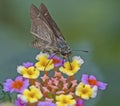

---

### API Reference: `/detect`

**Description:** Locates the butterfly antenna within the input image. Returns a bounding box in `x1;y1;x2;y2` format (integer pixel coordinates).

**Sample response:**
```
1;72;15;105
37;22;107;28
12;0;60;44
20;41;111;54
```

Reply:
72;50;88;53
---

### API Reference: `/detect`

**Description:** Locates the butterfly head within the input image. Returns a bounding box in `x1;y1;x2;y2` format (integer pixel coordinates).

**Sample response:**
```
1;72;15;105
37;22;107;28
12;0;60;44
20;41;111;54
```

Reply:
60;47;72;58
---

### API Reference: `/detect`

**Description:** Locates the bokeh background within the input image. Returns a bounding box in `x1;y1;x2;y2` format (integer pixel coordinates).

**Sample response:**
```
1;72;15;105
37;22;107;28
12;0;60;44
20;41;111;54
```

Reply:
0;0;120;106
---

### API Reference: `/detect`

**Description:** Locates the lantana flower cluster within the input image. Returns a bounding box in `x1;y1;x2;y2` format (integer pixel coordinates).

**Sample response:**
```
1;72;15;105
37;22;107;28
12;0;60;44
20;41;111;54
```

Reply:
2;52;107;106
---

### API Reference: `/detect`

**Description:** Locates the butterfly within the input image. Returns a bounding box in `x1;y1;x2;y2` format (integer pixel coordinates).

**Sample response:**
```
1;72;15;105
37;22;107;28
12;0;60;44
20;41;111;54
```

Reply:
30;3;71;57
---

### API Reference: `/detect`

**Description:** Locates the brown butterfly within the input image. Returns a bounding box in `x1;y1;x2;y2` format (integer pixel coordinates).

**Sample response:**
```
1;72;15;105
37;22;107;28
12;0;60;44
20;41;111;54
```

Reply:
30;3;71;57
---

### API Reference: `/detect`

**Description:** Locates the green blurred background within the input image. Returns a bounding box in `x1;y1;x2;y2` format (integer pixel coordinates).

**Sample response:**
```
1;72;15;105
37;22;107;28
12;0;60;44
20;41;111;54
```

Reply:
0;0;120;106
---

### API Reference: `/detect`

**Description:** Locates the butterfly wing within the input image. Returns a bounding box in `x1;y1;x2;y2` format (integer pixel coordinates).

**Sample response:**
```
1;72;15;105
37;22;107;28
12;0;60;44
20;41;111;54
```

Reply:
39;3;69;49
30;4;58;52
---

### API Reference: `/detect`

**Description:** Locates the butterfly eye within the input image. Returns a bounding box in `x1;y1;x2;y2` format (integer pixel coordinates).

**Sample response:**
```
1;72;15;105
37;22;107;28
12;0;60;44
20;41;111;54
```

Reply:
61;52;67;56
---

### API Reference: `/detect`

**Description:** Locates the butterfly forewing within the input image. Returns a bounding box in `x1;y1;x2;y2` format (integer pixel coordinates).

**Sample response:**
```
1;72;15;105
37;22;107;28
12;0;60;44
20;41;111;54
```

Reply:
30;3;71;56
30;4;58;51
39;4;65;40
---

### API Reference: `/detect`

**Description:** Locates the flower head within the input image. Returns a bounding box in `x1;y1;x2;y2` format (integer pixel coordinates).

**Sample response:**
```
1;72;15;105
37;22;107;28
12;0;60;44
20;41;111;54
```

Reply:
3;76;29;93
81;74;107;90
59;56;83;76
2;52;108;105
76;98;84;106
52;55;63;67
56;94;76;106
72;56;84;64
59;60;80;76
36;52;49;61
38;101;56;106
23;86;43;103
23;62;34;68
17;66;40;79
15;99;26;106
35;52;54;71
59;61;79;76
38;70;77;98
75;82;97;100
15;95;27;106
